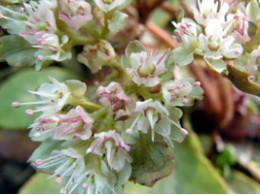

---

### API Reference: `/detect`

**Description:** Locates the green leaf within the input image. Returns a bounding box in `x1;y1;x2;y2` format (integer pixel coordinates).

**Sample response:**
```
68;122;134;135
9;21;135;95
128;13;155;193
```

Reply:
227;64;260;96
108;11;128;35
129;134;174;187
19;173;61;194
173;47;194;66
0;5;26;34
246;0;260;27
226;170;260;194
204;57;228;74
0;67;79;130
124;120;229;194
125;40;146;57
121;41;146;69
0;35;36;67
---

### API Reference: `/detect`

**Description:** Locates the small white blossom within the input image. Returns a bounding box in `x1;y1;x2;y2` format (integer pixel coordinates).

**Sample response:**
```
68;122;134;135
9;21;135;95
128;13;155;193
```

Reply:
77;40;116;73
162;79;203;107
30;106;93;141
23;0;57;33
172;18;201;66
13;77;70;115
94;0;130;13
87;130;132;172
196;19;243;72
127;50;168;87
193;0;229;26
33;147;86;194
128;99;187;146
225;4;250;43
96;82;134;119
59;0;93;30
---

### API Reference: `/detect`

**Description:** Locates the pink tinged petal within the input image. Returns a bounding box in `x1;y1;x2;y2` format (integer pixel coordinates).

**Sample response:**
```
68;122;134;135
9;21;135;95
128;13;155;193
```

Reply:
54;125;75;139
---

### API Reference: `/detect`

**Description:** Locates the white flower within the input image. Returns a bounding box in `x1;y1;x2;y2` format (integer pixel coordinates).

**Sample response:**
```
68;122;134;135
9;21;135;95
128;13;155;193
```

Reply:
94;0;130;13
33;147;86;194
172;18;201;66
193;0;229;26
77;40;116;73
13;77;70;115
59;0;93;30
196;19;243;72
23;0;57;32
87;130;132;172
128;99;187;146
225;4;250;43
30;106;93;141
96;82;134;119
162;79;203;107
126;50;168;87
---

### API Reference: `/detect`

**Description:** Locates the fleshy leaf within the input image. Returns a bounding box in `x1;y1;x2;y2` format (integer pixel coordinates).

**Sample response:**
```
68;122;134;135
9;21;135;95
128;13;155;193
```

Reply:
0;67;79;130
227;64;260;96
0;35;36;67
108;11;128;35
19;173;61;194
204;57;227;74
121;40;146;69
226;170;260;193
129;134;174;187
0;5;26;34
173;47;194;66
124;119;229;193
246;0;260;26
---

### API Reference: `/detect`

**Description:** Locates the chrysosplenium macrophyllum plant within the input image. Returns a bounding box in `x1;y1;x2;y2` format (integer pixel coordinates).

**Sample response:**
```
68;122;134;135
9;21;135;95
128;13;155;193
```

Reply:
0;0;259;194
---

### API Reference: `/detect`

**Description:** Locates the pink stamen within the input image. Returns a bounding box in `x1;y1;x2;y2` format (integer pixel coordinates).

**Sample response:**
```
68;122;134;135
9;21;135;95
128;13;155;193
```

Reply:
193;81;201;87
12;102;20;108
184;94;189;98
170;97;177;102
82;183;89;190
182;98;188;104
55;177;62;184
180;128;188;136
37;55;44;60
70;116;82;123
25;109;34;115
35;158;43;165
126;128;133;134
157;49;169;65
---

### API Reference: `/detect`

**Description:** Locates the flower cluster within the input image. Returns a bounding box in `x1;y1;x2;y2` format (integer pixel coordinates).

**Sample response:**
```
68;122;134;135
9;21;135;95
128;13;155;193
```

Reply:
0;0;129;70
3;0;207;194
172;0;256;76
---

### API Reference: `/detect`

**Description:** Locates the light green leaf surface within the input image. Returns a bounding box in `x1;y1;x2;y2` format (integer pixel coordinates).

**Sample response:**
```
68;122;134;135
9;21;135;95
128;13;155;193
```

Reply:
0;35;36;67
226;170;260;194
0;67;79;130
124;122;229;194
19;173;61;194
108;11;128;35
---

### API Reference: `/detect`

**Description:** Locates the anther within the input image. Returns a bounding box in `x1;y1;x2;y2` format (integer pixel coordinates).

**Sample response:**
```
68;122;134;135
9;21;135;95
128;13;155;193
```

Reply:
12;102;21;108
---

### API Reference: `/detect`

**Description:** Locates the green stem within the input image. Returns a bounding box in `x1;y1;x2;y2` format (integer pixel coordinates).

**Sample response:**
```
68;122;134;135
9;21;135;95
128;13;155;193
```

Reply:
79;99;102;111
90;106;108;120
